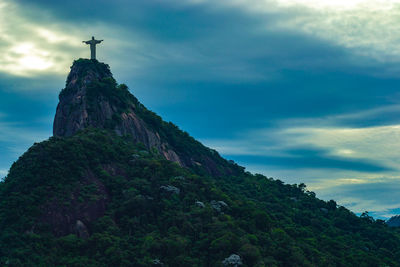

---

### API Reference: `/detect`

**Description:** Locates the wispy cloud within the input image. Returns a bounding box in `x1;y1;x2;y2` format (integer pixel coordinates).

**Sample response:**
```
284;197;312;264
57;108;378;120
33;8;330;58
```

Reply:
204;105;400;170
273;0;400;66
187;0;400;76
232;162;400;217
202;106;400;216
205;123;400;175
0;0;137;80
0;1;84;77
317;179;400;218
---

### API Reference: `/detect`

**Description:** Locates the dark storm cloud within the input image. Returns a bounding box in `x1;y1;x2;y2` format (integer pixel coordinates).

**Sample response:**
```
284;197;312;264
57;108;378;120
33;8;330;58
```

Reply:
226;146;392;173
14;0;400;131
5;0;400;154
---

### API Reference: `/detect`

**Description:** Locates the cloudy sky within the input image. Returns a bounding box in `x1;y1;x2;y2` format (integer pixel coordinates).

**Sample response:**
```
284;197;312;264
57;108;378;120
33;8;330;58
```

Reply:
2;0;400;218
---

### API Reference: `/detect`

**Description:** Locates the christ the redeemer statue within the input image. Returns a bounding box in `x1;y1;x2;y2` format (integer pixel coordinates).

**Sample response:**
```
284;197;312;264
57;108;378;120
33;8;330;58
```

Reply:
83;36;103;60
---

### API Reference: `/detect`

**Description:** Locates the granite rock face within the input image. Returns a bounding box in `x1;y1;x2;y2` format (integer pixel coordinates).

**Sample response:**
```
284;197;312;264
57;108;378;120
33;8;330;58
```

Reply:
222;254;243;266
160;185;180;195
75;220;89;239
53;60;113;137
53;59;241;177
53;59;182;166
195;201;205;208
211;200;228;212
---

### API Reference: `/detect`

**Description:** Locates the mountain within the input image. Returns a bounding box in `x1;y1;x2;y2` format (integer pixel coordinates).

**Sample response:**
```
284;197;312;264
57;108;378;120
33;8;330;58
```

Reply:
53;59;239;177
1;59;400;266
387;215;400;227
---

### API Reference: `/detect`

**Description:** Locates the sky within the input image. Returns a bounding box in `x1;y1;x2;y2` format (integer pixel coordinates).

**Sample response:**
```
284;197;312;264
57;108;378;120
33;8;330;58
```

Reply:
1;0;400;218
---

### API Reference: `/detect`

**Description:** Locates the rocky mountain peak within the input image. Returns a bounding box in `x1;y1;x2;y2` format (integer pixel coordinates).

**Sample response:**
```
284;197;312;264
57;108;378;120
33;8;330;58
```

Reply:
65;59;112;89
53;59;241;176
53;59;113;137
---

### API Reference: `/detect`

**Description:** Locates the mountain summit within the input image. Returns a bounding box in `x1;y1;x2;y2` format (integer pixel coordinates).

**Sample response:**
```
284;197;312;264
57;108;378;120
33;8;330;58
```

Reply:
53;59;239;176
1;59;400;266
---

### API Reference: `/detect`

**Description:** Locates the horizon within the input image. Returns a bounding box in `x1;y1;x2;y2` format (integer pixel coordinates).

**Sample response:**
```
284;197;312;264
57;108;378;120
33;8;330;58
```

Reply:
1;0;400;219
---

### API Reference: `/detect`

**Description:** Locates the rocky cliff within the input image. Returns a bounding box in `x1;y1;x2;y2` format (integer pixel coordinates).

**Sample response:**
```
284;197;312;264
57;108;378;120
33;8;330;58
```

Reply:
53;59;241;176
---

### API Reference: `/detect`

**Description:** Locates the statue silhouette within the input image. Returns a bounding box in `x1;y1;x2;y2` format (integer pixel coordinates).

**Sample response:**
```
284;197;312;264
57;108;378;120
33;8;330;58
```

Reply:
83;36;103;60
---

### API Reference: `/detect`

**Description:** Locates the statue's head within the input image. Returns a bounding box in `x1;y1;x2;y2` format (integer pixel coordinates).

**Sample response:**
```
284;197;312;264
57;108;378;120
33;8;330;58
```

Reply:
92;36;95;40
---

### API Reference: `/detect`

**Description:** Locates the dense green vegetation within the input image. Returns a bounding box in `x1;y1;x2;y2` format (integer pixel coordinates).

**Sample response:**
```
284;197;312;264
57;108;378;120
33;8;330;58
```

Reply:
1;129;400;266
